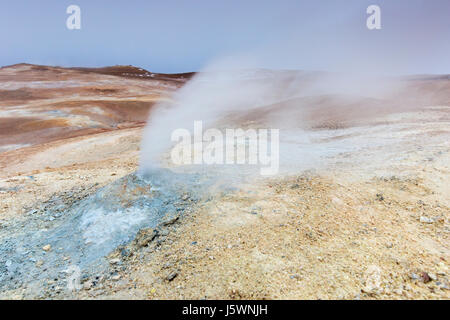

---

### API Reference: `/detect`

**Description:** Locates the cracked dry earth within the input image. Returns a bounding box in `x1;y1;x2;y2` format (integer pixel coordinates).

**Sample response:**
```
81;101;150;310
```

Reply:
0;64;449;300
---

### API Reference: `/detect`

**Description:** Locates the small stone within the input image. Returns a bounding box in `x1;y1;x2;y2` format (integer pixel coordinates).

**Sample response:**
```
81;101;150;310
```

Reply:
437;282;450;290
83;281;93;290
42;244;51;251
111;274;121;281
376;193;384;201
332;197;344;206
394;288;403;295
428;273;437;281
120;247;131;258
409;273;420;280
109;258;121;265
437;262;447;276
36;260;44;267
166;272;178;282
362;265;382;294
93;289;105;297
162;214;178;226
419;216;434;224
134;228;158;248
420;272;432;283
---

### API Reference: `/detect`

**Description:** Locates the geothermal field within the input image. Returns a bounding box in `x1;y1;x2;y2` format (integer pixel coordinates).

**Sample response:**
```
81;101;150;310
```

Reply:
0;63;449;299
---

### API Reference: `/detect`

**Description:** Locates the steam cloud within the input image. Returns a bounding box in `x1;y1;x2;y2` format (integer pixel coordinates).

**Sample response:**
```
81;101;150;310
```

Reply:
139;55;407;176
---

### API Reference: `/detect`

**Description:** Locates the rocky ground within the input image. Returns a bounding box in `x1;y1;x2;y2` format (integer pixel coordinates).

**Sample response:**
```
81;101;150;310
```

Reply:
0;64;448;299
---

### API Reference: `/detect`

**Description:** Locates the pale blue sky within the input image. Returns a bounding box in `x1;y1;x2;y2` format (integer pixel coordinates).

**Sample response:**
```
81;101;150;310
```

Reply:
1;0;449;74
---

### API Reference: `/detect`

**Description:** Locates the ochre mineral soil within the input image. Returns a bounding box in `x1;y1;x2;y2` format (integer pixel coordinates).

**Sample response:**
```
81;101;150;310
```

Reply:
0;64;449;299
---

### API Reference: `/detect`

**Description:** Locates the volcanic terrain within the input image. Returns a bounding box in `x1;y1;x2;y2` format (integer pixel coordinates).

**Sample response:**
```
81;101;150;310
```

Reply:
0;64;449;300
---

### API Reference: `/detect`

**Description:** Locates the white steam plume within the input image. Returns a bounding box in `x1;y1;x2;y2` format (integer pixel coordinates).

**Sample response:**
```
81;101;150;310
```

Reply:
139;54;408;175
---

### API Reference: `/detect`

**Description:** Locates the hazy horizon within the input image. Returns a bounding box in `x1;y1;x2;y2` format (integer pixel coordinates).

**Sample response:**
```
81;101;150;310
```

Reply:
4;62;450;77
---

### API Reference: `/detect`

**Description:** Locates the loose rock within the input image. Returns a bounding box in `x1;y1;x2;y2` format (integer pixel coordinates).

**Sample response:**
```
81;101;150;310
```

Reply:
419;216;434;224
420;272;432;283
134;228;158;248
166;272;178;282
